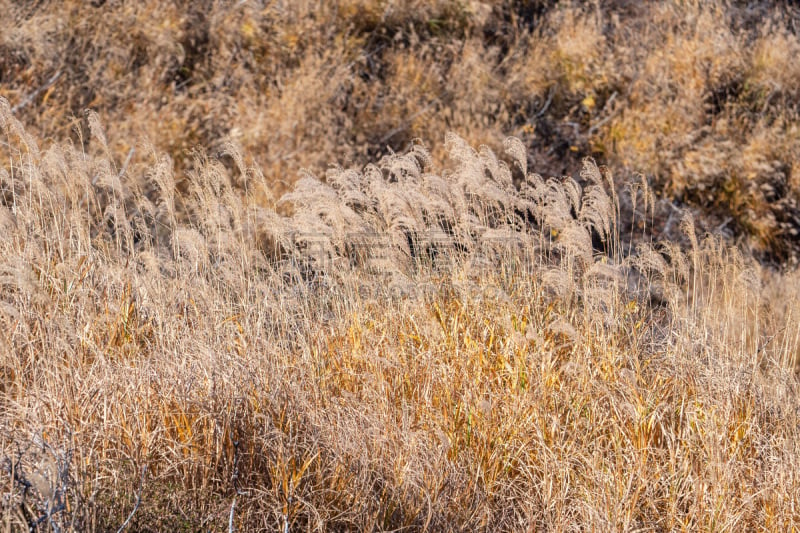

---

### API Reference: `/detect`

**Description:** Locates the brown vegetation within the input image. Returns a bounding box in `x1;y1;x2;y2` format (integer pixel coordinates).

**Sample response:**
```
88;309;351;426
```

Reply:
2;0;800;261
2;1;800;530
2;105;799;529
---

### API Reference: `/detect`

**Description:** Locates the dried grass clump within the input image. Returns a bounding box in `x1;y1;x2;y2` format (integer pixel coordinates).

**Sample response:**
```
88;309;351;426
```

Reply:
1;111;799;530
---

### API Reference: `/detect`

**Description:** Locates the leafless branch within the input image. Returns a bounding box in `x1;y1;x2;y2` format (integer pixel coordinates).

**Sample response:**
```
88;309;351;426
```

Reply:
116;465;147;533
119;148;135;178
11;71;62;114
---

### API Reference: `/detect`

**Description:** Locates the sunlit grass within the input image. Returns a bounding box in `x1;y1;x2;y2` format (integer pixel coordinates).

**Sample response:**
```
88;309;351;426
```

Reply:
1;103;799;530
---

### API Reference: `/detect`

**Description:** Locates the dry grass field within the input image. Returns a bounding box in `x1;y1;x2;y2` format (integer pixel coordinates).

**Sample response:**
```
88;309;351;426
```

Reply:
2;1;800;531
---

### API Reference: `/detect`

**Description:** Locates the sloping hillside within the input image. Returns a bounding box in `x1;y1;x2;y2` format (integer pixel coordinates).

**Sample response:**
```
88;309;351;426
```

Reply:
3;0;800;261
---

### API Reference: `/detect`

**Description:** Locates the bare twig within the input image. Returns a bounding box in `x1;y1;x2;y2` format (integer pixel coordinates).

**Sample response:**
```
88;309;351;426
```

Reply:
228;495;237;533
514;89;556;137
35;444;73;533
116;465;146;533
119;147;135;178
228;439;248;532
11;71;62;114
35;501;65;532
536;87;555;118
588;111;619;135
714;217;733;235
379;101;437;145
588;91;620;135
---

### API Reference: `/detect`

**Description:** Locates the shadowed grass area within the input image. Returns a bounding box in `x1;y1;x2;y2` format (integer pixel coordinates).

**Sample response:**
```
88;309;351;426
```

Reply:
2;1;800;261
